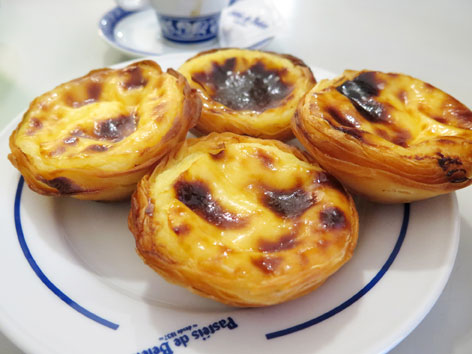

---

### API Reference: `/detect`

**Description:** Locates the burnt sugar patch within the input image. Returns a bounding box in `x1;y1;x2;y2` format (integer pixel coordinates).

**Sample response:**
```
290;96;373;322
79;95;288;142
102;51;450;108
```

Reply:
172;224;191;236
258;232;298;253
261;185;315;219
122;65;148;89
252;256;282;274
337;71;391;123
320;206;347;230
325;106;360;128
192;58;292;112
313;171;345;192
84;144;109;152
174;179;247;228
254;148;275;169
26;117;43;135
93;114;137;142
65;81;103;108
209;149;225;160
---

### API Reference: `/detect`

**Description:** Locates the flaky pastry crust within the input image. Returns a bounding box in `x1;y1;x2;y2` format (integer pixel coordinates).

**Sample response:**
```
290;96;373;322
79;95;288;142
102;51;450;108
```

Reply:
178;48;316;140
129;132;358;307
293;70;472;203
9;60;201;201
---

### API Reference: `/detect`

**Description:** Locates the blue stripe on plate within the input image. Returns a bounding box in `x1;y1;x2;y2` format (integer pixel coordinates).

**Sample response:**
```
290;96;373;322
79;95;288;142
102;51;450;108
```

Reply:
266;203;410;339
14;177;119;330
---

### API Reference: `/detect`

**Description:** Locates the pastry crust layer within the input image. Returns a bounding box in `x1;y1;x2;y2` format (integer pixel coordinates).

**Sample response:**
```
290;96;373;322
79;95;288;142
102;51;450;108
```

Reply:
129;132;358;307
9;60;201;200
179;48;316;140
293;70;472;203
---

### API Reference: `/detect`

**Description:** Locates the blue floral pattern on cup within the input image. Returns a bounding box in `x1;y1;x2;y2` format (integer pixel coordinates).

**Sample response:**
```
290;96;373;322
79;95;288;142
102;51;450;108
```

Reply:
157;13;221;43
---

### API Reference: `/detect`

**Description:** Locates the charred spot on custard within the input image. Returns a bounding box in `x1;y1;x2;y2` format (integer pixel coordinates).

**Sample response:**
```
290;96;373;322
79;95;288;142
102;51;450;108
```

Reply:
391;127;411;147
153;102;168;124
397;90;408;104
375;127;411;147
261;185;315;218
44;177;83;194
420;97;472;129
84;144;109;152
258;232;298;253
48;146;65;157
338;72;381;96
209;149;225;160
337;72;391;123
122;66;147;89
87;81;102;101
26;117;43;135
375;127;390;141
65;81;102;108
172;224;191;236
333;125;365;141
322;112;365;141
447;102;472;128
254;148;275;169
192;58;292;112
320;207;347;230
251;256;282;274
314;171;344;191
174;179;247;228
325;106;360;128
94;114;137;141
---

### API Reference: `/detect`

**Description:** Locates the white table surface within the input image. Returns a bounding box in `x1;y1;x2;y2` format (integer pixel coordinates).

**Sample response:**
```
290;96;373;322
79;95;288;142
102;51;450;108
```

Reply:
1;0;471;353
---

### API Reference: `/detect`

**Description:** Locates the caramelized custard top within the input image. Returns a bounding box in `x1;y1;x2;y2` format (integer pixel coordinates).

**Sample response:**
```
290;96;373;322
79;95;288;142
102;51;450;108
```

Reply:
146;136;356;279
13;61;188;172
192;57;293;112
312;70;472;149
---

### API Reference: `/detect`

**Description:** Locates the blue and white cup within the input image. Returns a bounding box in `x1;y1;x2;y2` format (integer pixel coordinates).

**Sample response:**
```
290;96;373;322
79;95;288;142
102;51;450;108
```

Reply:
117;0;231;43
152;0;231;43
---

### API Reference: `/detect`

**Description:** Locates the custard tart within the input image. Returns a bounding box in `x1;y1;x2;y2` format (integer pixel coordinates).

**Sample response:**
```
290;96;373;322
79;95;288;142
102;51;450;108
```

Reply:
293;70;472;203
178;48;316;140
129;132;358;307
9;60;201;201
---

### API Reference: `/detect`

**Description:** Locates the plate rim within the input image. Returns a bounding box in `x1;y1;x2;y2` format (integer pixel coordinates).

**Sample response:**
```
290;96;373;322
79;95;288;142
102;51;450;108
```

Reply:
0;54;462;354
98;6;162;57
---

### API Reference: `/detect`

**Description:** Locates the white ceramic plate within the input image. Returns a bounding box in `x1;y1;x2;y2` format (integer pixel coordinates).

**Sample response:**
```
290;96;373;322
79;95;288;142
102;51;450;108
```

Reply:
98;7;271;57
0;53;460;354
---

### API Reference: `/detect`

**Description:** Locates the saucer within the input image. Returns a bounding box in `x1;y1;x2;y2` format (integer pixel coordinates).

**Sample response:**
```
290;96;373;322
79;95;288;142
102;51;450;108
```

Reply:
98;7;272;57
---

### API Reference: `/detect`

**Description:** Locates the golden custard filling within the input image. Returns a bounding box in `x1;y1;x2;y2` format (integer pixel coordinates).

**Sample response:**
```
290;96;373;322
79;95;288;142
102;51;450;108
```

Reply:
187;55;293;112
313;70;472;149
130;134;358;306
178;49;315;139
293;69;472;202
9;60;201;200
15;63;184;173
